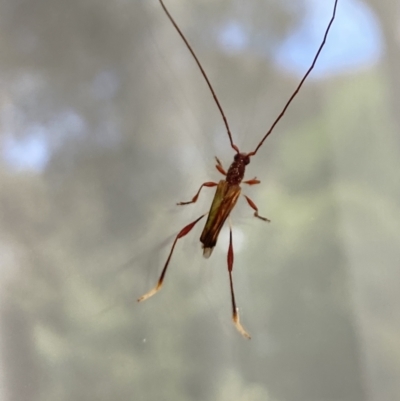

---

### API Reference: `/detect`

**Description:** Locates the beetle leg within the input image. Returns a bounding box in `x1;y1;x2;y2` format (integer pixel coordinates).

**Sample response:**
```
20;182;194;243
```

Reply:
243;195;270;222
227;222;251;339
177;182;218;205
138;213;207;302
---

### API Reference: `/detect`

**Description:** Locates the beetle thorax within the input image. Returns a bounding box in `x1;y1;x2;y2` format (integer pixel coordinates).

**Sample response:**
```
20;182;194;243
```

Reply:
226;153;250;185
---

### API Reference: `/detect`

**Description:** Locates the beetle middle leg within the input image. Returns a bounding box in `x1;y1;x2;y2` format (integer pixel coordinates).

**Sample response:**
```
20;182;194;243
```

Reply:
243;195;270;222
177;182;218;205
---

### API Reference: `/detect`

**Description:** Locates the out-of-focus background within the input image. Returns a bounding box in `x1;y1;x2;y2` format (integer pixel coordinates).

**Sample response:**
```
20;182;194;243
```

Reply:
1;0;399;400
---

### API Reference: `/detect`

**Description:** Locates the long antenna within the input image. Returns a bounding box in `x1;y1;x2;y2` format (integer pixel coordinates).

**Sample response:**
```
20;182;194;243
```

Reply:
159;0;338;156
159;0;239;153
248;0;338;157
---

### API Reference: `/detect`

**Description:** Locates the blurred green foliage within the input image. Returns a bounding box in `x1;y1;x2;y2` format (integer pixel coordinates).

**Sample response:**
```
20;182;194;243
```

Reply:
0;1;399;401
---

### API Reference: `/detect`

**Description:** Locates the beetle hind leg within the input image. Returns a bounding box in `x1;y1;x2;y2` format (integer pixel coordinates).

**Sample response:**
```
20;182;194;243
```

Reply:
227;223;251;339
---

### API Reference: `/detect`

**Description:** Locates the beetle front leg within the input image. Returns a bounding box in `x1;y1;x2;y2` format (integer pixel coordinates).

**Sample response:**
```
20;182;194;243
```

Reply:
215;157;227;176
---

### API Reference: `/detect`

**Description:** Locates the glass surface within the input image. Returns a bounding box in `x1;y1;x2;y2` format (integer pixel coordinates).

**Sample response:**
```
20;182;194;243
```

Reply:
0;0;399;400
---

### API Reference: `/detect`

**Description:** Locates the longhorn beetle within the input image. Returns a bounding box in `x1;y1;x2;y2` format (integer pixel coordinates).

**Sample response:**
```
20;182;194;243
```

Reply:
138;0;338;338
